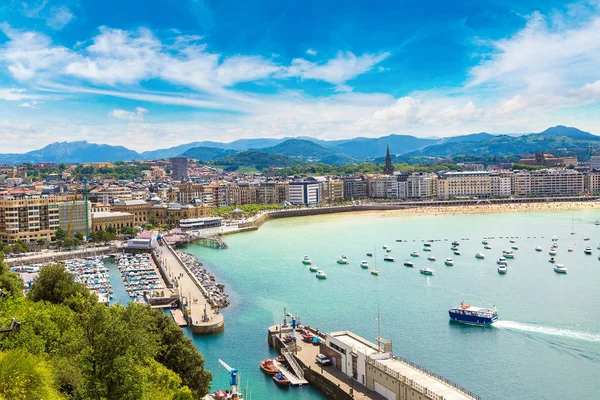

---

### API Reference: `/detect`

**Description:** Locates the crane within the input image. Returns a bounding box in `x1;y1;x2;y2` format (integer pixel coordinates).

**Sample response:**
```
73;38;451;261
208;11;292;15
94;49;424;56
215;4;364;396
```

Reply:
217;359;241;399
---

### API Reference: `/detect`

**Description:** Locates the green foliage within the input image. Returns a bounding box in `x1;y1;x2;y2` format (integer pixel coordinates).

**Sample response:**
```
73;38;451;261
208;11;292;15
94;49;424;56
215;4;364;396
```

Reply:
54;228;66;243
120;226;137;236
88;228;117;243
0;252;23;297
73;162;151;180
27;264;95;307
0;349;64;400
210;150;304;171
20;163;68;181
274;162;383;176
212;203;284;218
512;163;545;171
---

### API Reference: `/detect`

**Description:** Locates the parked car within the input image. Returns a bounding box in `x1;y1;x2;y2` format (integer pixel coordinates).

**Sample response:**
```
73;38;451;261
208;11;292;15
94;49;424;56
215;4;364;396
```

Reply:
315;354;331;366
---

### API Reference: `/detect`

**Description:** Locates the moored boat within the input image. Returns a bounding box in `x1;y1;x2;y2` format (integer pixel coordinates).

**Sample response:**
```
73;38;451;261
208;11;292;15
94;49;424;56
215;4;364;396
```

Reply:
549;249;557;256
273;371;290;386
383;255;395;262
370;269;379;276
410;251;420;257
511;245;519;250
454;250;461;255
584;237;591;241
452;241;460;246
366;253;373;257
302;255;312;265
450;246;459;251
444;257;454;266
420;268;434;275
403;260;414;267
497;264;507;274
548;257;555;263
535;246;542;252
309;265;318;272
554;264;567;274
448;302;498;326
423;246;431;252
584;247;593;255
482;240;488;245
503;251;515;259
316;270;327;279
475;252;485;259
260;359;278;375
337;256;349;264
427;255;436;261
568;246;573;252
360;260;369;268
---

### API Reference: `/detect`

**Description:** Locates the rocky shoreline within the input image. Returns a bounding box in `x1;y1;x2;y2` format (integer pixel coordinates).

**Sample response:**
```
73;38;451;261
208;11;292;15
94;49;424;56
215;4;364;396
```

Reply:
177;251;230;308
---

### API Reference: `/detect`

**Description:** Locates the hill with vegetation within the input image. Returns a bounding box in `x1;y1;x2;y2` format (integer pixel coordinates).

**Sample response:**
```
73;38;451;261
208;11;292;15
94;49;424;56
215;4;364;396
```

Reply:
210;150;304;171
259;139;359;165
180;146;237;161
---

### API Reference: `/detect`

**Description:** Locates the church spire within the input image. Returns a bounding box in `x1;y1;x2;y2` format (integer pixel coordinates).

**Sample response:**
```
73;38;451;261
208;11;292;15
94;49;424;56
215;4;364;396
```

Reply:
384;145;393;175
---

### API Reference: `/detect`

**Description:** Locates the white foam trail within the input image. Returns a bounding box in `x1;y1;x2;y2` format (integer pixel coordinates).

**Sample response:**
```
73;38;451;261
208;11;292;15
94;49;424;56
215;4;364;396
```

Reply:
495;321;600;342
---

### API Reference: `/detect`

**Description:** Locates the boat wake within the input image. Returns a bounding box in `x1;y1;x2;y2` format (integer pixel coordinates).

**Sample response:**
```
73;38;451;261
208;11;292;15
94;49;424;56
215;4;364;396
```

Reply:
494;321;600;343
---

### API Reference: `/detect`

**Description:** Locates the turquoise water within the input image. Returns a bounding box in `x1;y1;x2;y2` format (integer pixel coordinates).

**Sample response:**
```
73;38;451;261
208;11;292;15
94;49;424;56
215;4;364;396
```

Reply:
185;210;600;400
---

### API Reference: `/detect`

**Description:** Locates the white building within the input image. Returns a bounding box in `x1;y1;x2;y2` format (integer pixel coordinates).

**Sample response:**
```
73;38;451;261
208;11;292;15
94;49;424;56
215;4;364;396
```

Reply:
407;174;437;198
491;172;513;197
289;180;320;205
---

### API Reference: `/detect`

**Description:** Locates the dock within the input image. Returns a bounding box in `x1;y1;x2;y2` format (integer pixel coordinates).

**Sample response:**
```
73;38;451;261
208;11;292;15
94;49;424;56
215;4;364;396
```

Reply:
272;359;308;386
170;309;187;326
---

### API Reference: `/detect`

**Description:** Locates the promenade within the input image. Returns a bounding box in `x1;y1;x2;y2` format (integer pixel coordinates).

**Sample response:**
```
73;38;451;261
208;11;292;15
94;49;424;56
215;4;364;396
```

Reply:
152;238;224;334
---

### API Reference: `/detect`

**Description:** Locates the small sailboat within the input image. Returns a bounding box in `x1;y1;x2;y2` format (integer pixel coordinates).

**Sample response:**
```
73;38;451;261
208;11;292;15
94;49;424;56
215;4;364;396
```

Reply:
316;270;327;279
497;264;507;274
444;258;454;266
360;260;369;269
554;264;567;274
309;265;319;272
511;245;519;250
484;245;492;250
475;252;485;259
571;216;575;235
403;260;414;267
535;246;542;252
482;240;488;245
370;269;379;276
427;255;436;261
420;268;435;276
302;255;312;265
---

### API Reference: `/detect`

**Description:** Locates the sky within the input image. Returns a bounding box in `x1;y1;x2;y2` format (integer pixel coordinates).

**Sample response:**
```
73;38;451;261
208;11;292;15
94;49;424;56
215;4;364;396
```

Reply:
2;0;600;152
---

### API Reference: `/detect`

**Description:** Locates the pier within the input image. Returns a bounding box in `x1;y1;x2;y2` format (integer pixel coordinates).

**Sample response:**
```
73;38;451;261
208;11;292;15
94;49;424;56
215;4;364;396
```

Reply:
152;239;224;334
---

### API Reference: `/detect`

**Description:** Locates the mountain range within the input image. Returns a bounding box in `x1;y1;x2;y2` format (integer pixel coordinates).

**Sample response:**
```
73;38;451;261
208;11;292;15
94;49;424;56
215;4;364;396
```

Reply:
1;125;598;165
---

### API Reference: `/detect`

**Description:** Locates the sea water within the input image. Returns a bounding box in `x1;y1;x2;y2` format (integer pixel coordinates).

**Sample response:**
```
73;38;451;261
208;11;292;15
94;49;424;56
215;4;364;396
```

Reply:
183;210;600;400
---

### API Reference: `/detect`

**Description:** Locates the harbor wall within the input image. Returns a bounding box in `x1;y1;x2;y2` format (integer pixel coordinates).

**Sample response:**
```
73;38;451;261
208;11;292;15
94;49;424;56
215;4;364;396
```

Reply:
5;245;116;267
300;362;354;400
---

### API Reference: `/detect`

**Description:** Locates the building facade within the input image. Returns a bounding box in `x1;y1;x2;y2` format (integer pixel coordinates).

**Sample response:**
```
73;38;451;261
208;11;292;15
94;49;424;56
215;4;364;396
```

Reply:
91;211;134;232
436;171;492;200
343;177;367;200
289;180;320;205
171;157;189;181
514;169;584;196
0;197;62;243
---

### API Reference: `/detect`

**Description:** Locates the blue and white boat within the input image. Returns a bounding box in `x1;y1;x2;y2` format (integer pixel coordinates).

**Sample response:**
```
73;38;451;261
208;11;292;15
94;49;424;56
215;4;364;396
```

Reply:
448;302;498;326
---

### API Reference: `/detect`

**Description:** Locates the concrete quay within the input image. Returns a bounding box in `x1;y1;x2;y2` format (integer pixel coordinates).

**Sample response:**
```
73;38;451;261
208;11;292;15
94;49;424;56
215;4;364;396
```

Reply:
152;239;223;335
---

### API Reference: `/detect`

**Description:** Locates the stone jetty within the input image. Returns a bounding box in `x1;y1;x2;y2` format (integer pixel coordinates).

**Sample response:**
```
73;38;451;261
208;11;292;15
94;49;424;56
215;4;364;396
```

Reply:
176;251;230;308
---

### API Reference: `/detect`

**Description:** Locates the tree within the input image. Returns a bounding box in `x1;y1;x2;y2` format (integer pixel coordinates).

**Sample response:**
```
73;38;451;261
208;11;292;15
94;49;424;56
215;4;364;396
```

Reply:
74;232;84;241
36;238;47;248
0;252;23;297
0;350;63;400
28;264;95;307
54;228;66;243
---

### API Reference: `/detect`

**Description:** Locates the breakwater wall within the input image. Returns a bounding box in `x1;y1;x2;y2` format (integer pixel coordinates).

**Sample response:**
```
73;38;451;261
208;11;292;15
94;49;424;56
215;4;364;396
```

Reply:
5;246;116;267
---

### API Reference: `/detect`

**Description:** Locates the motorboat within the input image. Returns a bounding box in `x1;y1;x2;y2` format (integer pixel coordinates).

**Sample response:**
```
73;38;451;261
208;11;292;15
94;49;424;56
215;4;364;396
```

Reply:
452;241;460;246
548;257;556;263
585;247;593;255
568;246;573;252
302;255;312;265
420;268;435;275
383;244;391;250
309;265;319;272
450;246;459;251
260;359;278;375
410;251;420;257
497;256;507;265
366;253;373;257
337;256;349;264
360;260;369;268
596;221;600;226
552;236;558;242
484;245;492;250
535;246;542;252
316;270;327;279
548;249;557;256
383;255;395;262
475;252;485;259
503;251;515;259
511;245;519;250
509;239;515;243
482;240;488;245
273;371;290;386
427;255;436;261
448;302;498;326
370;269;379;276
444;258;454;266
554;264;567;274
386;247;392;253
584;237;591;241
497;264;507;274
454;250;461;255
403;260;414;267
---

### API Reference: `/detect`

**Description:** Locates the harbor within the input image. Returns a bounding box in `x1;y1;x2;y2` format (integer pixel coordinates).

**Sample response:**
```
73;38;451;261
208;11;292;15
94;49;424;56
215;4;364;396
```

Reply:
116;253;165;303
64;256;112;304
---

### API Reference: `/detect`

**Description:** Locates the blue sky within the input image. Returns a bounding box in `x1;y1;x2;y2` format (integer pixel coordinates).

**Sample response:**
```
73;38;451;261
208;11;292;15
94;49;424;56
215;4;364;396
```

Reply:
2;0;600;152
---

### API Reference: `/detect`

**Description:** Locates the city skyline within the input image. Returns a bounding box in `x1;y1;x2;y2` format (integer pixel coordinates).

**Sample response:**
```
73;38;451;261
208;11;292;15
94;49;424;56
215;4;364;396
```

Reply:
2;0;600;152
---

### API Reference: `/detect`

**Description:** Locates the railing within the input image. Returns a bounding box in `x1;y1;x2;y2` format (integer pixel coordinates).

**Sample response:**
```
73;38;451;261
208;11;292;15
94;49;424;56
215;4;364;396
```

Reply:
281;347;305;380
368;356;483;400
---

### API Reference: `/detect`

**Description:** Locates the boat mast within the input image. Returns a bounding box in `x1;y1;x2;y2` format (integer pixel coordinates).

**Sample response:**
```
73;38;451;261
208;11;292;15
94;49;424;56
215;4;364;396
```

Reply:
377;307;381;352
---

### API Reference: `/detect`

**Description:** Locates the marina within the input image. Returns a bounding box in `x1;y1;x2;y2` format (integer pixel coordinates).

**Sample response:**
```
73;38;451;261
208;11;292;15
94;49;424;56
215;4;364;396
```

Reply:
64;256;112;303
117;253;165;303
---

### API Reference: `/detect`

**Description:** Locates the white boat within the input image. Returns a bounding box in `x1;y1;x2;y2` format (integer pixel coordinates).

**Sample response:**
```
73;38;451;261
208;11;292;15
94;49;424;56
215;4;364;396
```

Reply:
309;265;319;272
423;247;431;252
503;251;515;259
420;268;435;276
337;256;349;264
484;245;492;250
450;246;459;251
475;252;485;259
403;260;414;267
548;257;556;263
549;249;557;256
410;251;420;257
497;257;507;265
511;245;519;250
302;255;312;265
316;270;327;279
454;250;461;255
497;264;507;274
360;261;369;269
370;269;379;276
535;246;542;252
568;246;573;252
382;244;390;250
584;247;592;255
383;255;395;262
584;237;591;241
427;255;436;261
554;264;567;274
552;236;559;242
595;221;600;226
444;258;454;266
509;239;515;243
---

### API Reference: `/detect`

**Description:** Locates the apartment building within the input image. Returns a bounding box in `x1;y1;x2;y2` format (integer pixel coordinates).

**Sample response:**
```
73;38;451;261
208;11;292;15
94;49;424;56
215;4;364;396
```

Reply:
0;197;62;243
289;180;320;205
406;173;437;198
514;169;584;196
89;186;133;204
343;177;367;200
585;172;600;194
491;172;513;197
436;171;492;200
91;211;134;232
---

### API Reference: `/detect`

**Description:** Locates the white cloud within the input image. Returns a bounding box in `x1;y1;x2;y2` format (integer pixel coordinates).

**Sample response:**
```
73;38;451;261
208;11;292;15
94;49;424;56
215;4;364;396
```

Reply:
306;48;317;56
109;107;147;122
47;6;74;30
18;101;42;109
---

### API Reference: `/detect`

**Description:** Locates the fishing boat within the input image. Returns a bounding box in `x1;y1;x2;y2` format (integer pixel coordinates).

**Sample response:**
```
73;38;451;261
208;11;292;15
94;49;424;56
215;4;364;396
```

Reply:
475;252;485;259
454;250;461;255
260;359;278;375
410;251;420;257
360;260;369;268
316;270;327;279
420;268;435;276
535;246;542;252
554;264;567;274
403;260;414;267
309;265;319;272
273;371;290;386
383;255;395;262
484;245;492;250
427;255;436;261
584;247;593;255
302;255;312;265
497;264;507;274
444;258;454;266
337;256;349;264
370;269;379;276
548;257;556;263
448;302;498;326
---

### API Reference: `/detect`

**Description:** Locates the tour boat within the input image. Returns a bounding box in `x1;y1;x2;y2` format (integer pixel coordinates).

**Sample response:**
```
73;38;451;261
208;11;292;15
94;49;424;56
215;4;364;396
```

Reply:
360;260;369;268
410;251;420;257
302;255;312;265
273;371;290;386
549;249;557;256
448;302;498;326
420;268;435;276
260;359;278;375
403;260;414;267
427;255;436;261
383;255;395;262
370;269;379;276
511;245;519;250
482;240;488;245
584;247;593;255
497;264;507;274
444;258;454;266
475;252;485;259
316;270;327;279
484;245;492;250
535;246;542;252
309;265;319;272
554;264;567;274
454;250;461;255
337;256;349;264
548;257;555;263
